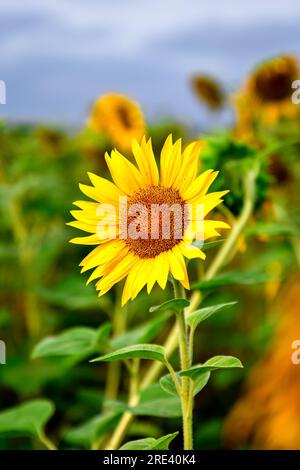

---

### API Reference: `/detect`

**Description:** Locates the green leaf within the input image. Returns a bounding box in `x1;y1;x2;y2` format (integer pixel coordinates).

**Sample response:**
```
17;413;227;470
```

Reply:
133;384;181;418
106;384;182;418
64;412;120;448
32;323;111;359
111;313;171;350
193;270;277;289
160;371;210;397
159;373;179;397
120;438;155;450
37;275;111;311
149;298;190;315
180;356;243;380
1;360;69;396
187;302;237;330
91;344;167;364
0;400;54;438
120;432;178;450
150;432;179;449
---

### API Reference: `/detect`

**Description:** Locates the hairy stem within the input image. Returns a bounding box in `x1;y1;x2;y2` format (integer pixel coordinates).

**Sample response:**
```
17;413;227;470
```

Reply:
141;291;201;389
172;278;193;449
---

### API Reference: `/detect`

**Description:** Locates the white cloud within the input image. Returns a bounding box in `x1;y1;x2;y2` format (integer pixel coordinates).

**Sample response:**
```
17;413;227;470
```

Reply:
1;0;300;123
1;0;300;64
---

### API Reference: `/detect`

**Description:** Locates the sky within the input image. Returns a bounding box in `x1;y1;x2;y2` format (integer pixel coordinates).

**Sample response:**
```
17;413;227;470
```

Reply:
1;0;300;126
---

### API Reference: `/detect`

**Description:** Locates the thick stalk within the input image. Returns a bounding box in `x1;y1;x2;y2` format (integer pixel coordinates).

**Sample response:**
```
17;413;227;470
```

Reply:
141;291;201;389
173;278;193;450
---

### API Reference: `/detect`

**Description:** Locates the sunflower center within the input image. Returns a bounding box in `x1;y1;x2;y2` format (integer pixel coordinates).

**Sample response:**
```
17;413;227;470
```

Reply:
117;105;132;129
254;64;296;102
124;186;187;258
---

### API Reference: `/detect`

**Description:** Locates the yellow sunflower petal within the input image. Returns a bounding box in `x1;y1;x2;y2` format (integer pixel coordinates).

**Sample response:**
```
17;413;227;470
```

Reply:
96;252;137;296
156;252;170;289
175;140;203;193
73;200;99;212
78;183;104;203
181;243;206;260
132;137;159;186
146;258;160;294
168;248;186;281
67;220;97;234
190;191;229;216
204;220;230;240
130;260;150;300
105;150;145;195
80;240;127;273
167;138;182;188
160;134;174;186
69;234;107;245
179;263;190;290
87;172;124;204
70;210;99;224
182;170;218;202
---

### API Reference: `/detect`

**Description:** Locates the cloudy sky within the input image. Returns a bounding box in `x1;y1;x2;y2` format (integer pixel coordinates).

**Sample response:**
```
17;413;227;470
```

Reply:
1;0;300;126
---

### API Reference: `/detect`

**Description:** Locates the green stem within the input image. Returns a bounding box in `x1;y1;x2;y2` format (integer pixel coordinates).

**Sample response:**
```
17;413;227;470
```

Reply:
38;432;57;451
141;291;201;389
8;198;41;337
105;359;140;450
172;278;193;450
188;326;195;370
166;360;182;396
105;291;127;402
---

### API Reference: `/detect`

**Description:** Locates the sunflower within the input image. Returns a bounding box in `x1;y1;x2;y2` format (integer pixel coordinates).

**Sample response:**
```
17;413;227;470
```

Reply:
191;74;225;110
234;55;299;133
88;93;146;152
69;135;229;305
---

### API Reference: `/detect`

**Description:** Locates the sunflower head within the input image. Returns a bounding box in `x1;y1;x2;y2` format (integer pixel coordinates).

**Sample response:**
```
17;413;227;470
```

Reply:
234;55;300;131
69;135;229;304
88;93;146;152
191;74;225;110
249;55;299;103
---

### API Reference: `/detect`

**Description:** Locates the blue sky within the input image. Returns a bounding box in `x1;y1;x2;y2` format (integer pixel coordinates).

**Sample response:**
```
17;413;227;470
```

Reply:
1;0;300;126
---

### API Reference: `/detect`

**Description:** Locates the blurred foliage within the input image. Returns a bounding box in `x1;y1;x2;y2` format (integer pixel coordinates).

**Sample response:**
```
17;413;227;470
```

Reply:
0;59;300;450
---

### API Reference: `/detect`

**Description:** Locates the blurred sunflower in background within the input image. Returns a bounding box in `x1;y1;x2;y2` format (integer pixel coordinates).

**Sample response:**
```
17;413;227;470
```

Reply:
88;93;146;152
234;55;300;138
191;74;225;110
223;273;300;449
69;135;229;305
